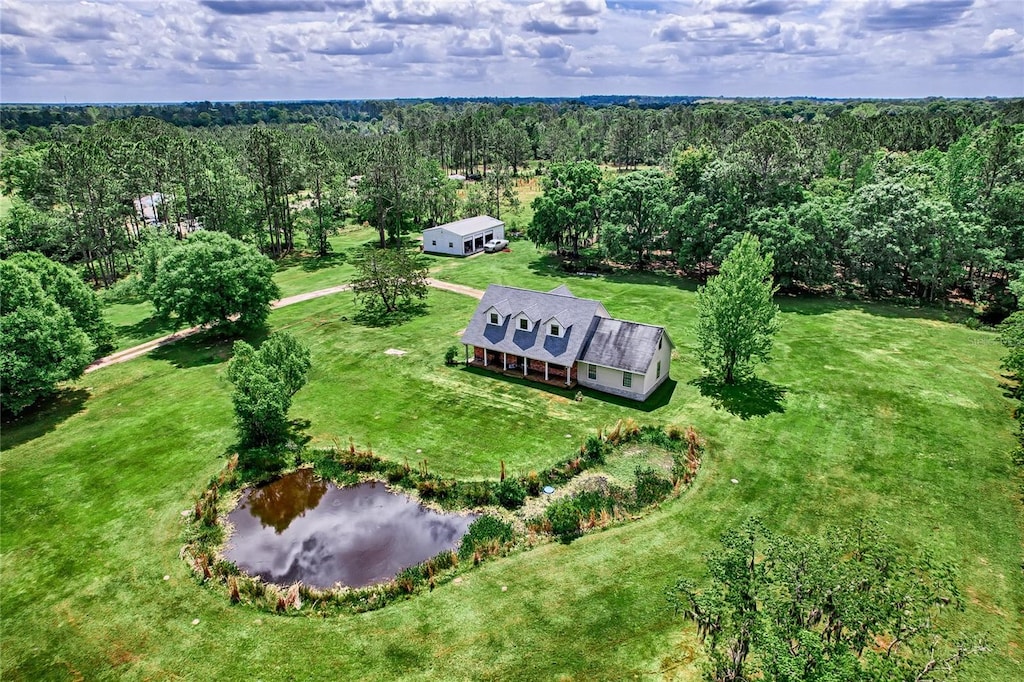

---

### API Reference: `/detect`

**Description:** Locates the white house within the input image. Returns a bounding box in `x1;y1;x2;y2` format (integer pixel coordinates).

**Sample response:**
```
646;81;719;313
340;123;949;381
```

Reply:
423;216;504;256
460;284;673;402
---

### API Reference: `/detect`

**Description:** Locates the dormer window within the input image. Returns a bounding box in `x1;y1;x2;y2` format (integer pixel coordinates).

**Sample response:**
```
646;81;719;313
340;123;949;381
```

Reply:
489;312;499;325
519;318;529;331
550;323;560;337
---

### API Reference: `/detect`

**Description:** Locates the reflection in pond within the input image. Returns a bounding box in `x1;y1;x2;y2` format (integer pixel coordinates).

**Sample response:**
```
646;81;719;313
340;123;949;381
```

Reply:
224;471;476;589
247;469;328;533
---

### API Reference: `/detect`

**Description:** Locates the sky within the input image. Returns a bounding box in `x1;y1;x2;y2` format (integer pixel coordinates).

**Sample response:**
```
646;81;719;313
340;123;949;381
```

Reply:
1;0;1022;103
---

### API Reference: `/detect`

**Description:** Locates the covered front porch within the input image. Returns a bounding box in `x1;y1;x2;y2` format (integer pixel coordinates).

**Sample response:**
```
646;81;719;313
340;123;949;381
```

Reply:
466;346;578;389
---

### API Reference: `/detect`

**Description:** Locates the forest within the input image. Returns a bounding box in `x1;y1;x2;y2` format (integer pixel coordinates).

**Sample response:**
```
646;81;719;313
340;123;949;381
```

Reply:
1;97;1022;318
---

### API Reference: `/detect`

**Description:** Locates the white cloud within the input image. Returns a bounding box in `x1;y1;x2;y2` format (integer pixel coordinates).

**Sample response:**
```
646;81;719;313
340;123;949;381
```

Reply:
0;0;1020;101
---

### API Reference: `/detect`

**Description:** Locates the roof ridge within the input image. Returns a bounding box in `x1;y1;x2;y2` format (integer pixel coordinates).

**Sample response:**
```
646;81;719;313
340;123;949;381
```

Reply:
603;316;666;331
487;283;598;302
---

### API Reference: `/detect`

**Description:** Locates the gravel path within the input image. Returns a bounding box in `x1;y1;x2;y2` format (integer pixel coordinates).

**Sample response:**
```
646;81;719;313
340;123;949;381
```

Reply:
424;278;485;300
86;280;485;373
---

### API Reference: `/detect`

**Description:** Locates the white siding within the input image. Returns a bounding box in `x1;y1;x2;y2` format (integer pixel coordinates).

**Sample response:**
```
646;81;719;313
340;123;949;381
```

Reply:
640;335;673;398
577;362;647;401
576;335;672;402
422;223;505;256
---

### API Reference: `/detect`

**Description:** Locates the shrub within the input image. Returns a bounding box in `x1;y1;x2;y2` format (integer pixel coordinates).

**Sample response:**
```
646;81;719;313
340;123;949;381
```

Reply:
634;466;673;507
494;478;526;509
383;461;411;485
546;499;582;543
458;515;514;559
582;434;608;464
460;481;495;507
524;471;542;496
444;345;460;365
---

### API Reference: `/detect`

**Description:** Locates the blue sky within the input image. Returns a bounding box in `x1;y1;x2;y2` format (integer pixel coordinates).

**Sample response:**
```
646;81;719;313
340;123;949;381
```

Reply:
1;0;1021;103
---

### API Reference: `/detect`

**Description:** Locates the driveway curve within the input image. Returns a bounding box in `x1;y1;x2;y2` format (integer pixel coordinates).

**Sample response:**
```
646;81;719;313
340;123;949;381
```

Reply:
86;280;485;373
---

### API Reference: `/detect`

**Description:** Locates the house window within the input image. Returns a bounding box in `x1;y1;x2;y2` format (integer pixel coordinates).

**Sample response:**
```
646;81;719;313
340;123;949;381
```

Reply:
550;323;560;336
622;372;632;388
448;242;453;248
432;240;437;246
588;364;597;380
658;337;662;350
519;318;529;331
656;360;661;378
489;312;499;325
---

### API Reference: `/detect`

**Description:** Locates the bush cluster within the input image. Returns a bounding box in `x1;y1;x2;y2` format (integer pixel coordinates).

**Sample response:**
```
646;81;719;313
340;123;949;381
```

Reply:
458;516;515;560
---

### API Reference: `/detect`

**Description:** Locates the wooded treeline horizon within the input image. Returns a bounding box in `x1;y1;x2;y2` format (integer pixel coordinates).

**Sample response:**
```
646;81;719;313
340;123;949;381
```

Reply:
1;97;1022;319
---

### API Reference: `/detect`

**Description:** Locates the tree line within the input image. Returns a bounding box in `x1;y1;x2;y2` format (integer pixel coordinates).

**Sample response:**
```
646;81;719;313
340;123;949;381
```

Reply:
529;112;1023;312
1;98;1022;312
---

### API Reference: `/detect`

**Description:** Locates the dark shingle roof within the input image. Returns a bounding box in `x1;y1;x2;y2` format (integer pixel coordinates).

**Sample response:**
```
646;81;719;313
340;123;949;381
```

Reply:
548;284;575;297
579;318;667;374
461;285;606;364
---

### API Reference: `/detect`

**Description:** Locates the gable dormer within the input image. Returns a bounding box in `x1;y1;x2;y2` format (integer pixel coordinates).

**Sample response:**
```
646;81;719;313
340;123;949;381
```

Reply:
545;311;569;338
514;304;540;332
485;299;512;325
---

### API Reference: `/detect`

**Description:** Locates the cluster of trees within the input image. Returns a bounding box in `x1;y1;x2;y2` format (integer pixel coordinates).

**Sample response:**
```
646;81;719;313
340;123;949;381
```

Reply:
669;518;986;682
1;253;111;414
1;98;1021;309
528;117;1024;308
1001;279;1024;466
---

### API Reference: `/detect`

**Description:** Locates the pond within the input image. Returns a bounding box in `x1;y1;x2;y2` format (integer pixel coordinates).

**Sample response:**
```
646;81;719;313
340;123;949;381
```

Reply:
223;469;476;589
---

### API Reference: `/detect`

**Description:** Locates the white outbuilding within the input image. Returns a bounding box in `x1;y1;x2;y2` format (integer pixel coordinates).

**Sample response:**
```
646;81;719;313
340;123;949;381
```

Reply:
423;216;504;256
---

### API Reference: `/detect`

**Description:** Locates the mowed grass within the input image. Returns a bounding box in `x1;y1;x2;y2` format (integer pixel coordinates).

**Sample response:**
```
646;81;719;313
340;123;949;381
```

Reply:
3;247;1023;680
101;225;380;352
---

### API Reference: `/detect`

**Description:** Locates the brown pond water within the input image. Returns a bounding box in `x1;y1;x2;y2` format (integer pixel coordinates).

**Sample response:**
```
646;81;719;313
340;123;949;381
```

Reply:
223;469;476;589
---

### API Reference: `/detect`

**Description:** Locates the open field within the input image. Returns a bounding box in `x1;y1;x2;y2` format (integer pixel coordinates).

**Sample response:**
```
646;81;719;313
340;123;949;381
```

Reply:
3;239;1022;680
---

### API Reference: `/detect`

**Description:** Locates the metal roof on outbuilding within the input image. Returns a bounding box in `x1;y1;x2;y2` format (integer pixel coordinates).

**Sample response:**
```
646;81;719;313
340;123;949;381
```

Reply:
424;215;503;237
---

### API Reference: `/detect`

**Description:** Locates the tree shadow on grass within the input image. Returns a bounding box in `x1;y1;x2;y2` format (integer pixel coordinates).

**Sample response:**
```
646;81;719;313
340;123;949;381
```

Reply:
526;252;699;292
693;376;787;420
1;387;90;450
116;315;180;345
300;251;348;272
353;302;428;328
149;326;263;369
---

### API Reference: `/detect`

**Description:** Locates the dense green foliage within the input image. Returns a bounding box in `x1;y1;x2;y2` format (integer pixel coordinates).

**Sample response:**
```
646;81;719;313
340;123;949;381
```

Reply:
457;516;515;560
528;160;602;257
2;98;1021;312
226;331;311;448
352;246;429;318
6;251;112;352
669;519;983;682
151;231;279;330
695;234;781;384
0;258;94;414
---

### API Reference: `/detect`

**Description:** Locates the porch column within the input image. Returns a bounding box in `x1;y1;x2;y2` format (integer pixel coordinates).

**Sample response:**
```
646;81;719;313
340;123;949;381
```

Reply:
464;344;469;365
503;352;507;371
566;365;571;385
484;350;488;367
523;357;527;377
544;361;549;382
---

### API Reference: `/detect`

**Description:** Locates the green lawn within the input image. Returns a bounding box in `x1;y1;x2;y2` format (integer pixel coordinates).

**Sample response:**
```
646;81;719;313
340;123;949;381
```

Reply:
101;225;380;352
3;242;1022;680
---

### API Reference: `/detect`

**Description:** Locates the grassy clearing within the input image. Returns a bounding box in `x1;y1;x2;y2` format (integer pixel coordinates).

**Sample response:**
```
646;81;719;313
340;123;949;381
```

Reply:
3;242;1022;680
100;225;380;352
